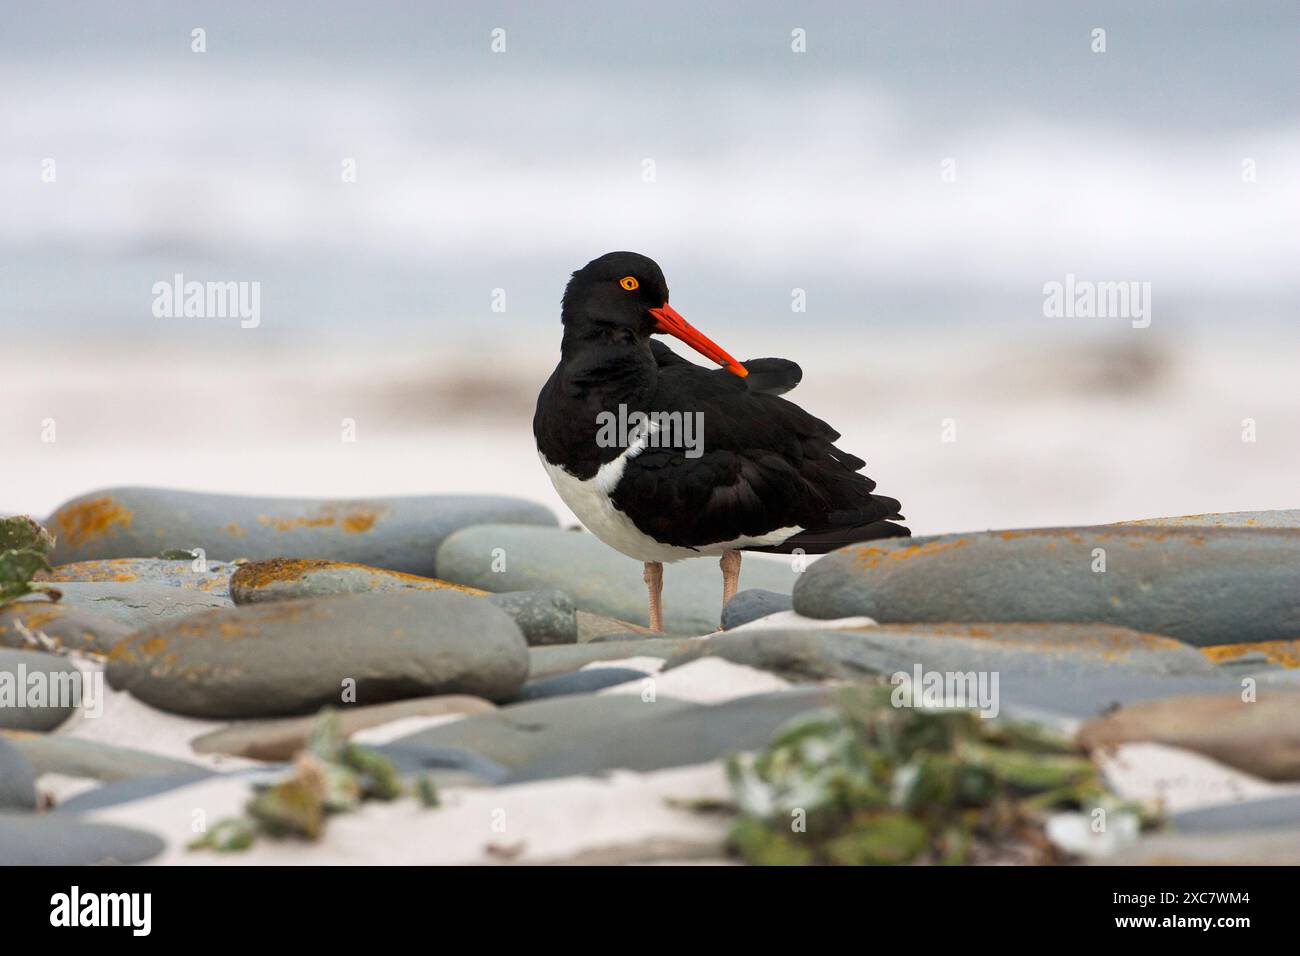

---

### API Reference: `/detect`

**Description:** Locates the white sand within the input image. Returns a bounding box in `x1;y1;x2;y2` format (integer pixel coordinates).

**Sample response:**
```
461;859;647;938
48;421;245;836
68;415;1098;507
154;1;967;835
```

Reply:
1096;741;1300;814
600;658;791;704
88;761;733;866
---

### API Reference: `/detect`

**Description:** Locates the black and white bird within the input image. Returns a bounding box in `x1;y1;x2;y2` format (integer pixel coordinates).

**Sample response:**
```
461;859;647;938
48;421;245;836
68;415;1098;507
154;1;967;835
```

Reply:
533;252;909;631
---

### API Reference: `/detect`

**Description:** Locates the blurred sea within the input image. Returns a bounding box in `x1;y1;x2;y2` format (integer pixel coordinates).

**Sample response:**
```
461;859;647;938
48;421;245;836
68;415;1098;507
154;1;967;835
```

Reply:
2;1;1296;533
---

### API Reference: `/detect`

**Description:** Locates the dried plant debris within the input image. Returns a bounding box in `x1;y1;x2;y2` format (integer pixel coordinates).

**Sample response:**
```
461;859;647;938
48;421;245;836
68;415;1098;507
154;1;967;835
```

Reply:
190;709;406;852
722;686;1156;866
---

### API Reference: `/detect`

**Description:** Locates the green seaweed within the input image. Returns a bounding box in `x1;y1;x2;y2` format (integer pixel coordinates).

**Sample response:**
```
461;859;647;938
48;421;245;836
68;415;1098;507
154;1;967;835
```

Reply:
416;775;440;809
0;516;54;554
190;708;410;852
722;685;1154;866
0;548;60;605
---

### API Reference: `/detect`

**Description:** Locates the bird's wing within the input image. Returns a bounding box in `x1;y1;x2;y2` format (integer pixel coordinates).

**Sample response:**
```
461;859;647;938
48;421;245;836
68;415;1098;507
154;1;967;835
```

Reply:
609;361;905;551
650;339;802;395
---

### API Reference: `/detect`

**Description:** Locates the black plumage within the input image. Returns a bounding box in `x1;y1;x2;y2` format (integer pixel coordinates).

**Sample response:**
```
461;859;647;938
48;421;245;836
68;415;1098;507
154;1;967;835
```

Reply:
533;251;908;557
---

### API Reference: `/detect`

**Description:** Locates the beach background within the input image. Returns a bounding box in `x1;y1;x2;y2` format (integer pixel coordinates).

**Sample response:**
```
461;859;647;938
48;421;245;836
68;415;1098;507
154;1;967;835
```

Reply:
3;0;1297;536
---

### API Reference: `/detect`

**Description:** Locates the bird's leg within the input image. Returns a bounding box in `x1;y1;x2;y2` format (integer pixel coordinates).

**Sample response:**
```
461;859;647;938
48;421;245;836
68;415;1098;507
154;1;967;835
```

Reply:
719;550;742;626
643;561;664;632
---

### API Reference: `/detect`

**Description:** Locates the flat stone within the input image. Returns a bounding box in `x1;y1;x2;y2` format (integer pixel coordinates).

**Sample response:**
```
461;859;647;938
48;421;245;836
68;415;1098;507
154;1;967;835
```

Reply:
1078;692;1300;781
604;657;792;704
793;526;1300;647
1169;795;1300;834
106;590;530;717
1201;640;1300;672
34;581;232;630
1120;509;1300;529
229;557;485;604
998;674;1241;720
1100;828;1300;865
486;590;578;646
722;589;793;629
52;773;222;814
388;694;700;771
529;638;706;680
726;610;879;632
511;668;646;702
0;602;130;656
365;744;512;785
190;695;496;761
507;687;836;783
46;486;556;577
576;611;656;643
47;557;238;599
0;736;37;810
1;731;211;781
230;558;580;647
585;629;671;644
229;558;577;646
0;812;165;864
0;649;82;731
436;524;794;634
665;623;1218;682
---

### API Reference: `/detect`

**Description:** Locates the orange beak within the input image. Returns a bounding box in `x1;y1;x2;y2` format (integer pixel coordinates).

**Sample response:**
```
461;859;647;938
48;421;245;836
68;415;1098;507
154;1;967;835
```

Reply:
649;303;748;377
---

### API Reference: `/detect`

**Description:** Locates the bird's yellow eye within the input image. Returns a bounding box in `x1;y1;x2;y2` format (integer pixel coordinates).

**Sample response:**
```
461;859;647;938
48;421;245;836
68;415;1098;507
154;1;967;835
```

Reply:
619;276;639;291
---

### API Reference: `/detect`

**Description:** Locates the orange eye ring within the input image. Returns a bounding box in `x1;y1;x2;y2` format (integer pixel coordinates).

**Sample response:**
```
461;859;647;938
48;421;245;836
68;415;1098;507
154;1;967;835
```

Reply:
619;276;639;291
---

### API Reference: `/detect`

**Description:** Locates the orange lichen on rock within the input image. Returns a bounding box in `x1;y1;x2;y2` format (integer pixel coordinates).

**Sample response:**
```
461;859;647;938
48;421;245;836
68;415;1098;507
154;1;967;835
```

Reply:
54;496;134;548
0;605;66;631
255;504;389;534
1202;640;1300;669
853;537;970;570
48;559;140;583
231;558;486;595
231;558;338;588
137;636;169;657
340;511;380;533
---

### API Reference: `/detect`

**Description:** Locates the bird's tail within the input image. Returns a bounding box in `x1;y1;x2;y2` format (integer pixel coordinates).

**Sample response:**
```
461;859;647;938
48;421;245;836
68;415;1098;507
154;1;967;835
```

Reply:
746;491;910;555
746;518;910;555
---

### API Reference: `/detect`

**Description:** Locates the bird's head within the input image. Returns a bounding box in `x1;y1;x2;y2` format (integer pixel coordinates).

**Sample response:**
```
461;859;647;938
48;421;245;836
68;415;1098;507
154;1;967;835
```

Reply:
561;251;748;377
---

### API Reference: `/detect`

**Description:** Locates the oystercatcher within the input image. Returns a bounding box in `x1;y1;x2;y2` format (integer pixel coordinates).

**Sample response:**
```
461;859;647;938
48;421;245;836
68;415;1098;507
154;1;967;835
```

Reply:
534;252;909;631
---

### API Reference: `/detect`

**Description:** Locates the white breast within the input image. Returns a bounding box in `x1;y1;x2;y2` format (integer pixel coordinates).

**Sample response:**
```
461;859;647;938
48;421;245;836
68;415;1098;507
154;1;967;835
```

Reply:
538;442;802;564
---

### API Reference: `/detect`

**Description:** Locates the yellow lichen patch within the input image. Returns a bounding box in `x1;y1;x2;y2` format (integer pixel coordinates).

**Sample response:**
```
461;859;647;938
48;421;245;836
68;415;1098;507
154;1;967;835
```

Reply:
231;557;338;589
137;636;169;657
340;511;380;533
255;504;390;535
1;605;66;631
231;557;487;596
382;574;488;598
853;537;970;571
1202;641;1300;669
54;496;134;548
48;558;133;581
226;521;247;537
